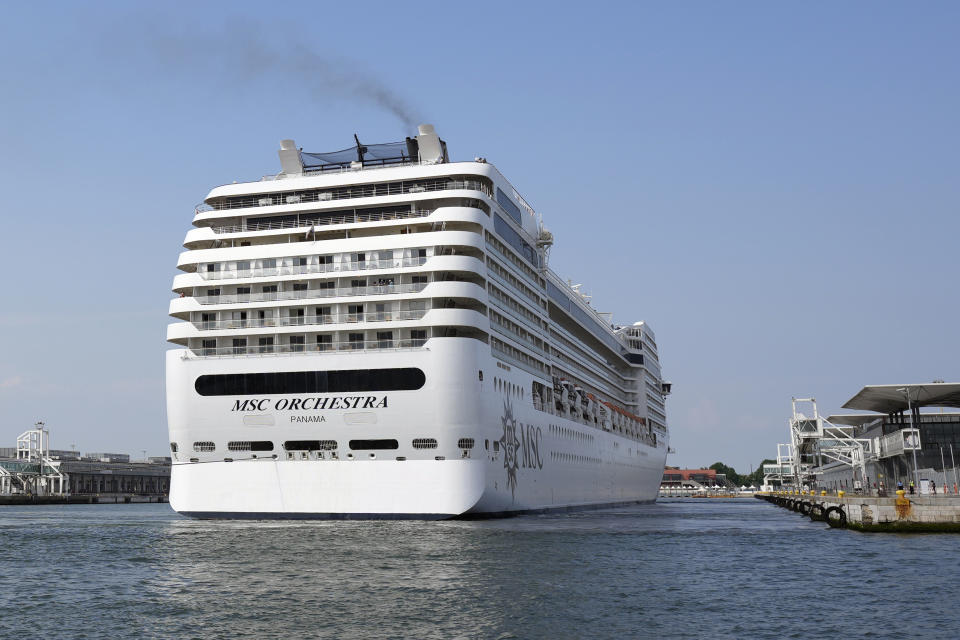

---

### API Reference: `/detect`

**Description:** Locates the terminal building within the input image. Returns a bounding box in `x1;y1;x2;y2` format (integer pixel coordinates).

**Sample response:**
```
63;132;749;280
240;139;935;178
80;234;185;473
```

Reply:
0;423;170;502
764;383;960;494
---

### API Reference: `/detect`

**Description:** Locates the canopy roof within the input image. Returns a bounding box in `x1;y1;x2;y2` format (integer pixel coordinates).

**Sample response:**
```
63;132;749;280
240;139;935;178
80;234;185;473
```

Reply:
841;383;960;413
826;413;887;427
301;141;413;170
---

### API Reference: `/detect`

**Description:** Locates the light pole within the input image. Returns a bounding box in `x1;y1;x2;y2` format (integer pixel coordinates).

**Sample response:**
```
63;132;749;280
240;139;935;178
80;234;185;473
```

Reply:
951;444;959;495
898;387;921;492
941;447;947;496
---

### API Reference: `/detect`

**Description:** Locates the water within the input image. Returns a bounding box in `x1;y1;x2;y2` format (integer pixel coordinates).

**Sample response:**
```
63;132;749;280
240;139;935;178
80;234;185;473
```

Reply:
1;499;957;639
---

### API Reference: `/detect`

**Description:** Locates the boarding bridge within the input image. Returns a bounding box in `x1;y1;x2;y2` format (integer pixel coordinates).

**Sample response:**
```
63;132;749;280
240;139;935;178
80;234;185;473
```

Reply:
789;398;876;488
876;428;921;458
0;422;67;496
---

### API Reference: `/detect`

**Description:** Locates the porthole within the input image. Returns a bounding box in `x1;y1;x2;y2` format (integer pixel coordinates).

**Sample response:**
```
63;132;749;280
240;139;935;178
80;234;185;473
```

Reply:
413;438;438;449
458;438;475;450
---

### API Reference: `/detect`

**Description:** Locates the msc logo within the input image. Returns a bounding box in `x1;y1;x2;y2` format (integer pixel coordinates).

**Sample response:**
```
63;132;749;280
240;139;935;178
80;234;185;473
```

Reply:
232;399;271;412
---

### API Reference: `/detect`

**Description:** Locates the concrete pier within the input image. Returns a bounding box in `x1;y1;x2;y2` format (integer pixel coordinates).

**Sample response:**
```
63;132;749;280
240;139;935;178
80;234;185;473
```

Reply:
0;493;167;505
758;491;960;532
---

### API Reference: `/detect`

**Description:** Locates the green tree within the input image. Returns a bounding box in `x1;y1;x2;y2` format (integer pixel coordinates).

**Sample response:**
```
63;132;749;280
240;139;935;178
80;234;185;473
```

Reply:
707;460;777;487
746;459;776;486
709;462;743;486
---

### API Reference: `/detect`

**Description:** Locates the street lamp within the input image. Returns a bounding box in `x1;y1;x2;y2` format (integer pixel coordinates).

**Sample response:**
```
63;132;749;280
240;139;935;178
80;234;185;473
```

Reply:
898;387;921;491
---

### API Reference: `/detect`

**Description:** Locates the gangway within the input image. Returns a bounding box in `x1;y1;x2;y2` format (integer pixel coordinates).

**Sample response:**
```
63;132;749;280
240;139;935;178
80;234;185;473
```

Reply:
0;422;67;496
789;398;877;489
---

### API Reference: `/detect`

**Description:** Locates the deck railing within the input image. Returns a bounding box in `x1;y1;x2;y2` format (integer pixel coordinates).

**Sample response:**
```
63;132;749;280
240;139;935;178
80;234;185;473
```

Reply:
189;338;428;358
209;208;432;234
192;282;429;305
192;309;427;330
195;256;427;282
195;179;491;215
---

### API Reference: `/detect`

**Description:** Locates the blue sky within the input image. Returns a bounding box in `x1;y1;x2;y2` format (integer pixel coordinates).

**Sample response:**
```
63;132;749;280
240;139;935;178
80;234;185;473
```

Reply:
0;2;957;469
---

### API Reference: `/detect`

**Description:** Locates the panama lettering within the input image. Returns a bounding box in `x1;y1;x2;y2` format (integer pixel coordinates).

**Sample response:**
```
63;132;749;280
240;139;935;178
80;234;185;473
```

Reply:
231;396;388;412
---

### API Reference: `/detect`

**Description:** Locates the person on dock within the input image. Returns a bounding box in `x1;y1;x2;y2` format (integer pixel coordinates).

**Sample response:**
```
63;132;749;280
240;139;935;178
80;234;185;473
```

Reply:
931;480;937;495
909;480;915;495
897;480;904;493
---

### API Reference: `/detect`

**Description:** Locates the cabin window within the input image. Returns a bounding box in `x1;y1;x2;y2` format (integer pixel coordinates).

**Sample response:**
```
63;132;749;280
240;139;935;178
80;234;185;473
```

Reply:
350;439;399;450
316;335;332;351
289;336;305;352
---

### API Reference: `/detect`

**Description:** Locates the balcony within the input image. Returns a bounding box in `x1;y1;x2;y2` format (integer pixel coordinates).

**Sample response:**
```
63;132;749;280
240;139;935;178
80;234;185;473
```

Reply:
196;178;492;215
193;309;427;330
194;281;428;305
210;207;432;234
197;256;427;281
190;338;428;358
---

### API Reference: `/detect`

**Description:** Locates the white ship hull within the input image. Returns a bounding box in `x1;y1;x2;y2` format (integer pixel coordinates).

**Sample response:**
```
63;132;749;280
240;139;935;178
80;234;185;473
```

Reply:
166;127;672;519
167;339;667;518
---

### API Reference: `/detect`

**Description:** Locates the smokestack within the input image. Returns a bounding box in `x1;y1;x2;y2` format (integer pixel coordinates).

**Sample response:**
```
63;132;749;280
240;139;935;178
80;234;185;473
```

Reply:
278;139;304;175
415;124;445;165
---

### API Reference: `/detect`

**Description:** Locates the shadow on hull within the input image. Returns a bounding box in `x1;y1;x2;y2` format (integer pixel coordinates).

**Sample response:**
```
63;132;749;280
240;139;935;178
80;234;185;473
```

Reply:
177;498;658;521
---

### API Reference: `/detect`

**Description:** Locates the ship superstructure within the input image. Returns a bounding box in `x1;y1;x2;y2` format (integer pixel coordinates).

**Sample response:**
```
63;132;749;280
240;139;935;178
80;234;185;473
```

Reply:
166;125;670;518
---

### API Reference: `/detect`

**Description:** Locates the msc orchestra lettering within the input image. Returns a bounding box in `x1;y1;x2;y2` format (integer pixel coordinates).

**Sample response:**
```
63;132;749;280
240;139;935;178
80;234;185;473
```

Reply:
231;396;388;412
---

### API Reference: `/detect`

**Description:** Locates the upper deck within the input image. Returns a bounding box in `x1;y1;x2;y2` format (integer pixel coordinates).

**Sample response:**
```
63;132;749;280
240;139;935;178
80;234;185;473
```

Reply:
167;124;668;443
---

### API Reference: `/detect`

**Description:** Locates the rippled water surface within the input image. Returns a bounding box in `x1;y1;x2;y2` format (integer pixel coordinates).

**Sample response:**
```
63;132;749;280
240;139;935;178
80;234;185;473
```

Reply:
1;499;958;639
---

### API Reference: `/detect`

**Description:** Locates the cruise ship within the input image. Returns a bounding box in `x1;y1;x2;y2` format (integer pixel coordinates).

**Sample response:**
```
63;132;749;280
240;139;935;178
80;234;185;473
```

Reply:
166;125;671;518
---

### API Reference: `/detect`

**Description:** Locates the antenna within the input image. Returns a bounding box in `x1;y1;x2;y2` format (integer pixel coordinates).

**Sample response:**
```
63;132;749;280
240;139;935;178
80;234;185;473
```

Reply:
353;134;368;163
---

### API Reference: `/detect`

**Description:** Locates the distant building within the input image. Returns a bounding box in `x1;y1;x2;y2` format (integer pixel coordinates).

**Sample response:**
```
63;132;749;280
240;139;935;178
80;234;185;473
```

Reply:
84;453;131;463
49;449;80;460
661;467;734;488
1;428;169;499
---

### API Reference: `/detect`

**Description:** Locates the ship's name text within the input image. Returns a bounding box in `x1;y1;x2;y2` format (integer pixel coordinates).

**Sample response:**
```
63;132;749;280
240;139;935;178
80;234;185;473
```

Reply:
231;396;388;412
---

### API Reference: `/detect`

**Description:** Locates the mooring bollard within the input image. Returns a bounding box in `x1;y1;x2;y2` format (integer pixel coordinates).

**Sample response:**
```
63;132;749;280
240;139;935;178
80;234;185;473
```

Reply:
838;490;845;498
821;490;826;496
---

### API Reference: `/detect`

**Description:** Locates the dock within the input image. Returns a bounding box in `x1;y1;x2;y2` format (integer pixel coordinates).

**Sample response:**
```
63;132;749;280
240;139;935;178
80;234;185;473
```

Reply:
758;491;960;532
1;422;169;505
